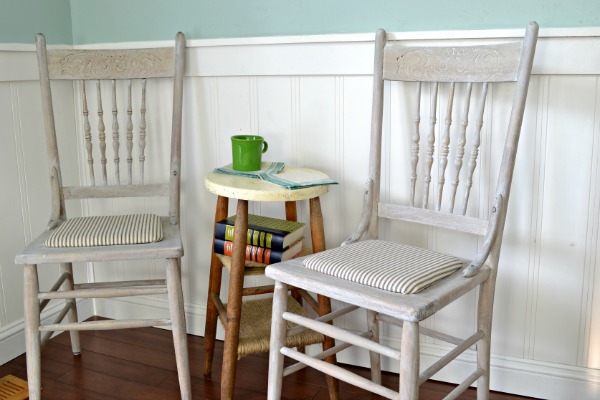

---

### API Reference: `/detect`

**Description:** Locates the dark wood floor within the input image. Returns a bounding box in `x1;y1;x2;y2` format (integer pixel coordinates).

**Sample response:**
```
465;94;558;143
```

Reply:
0;319;538;399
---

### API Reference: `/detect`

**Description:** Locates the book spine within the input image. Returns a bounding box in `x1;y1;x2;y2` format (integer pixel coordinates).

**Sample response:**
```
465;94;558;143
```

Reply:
214;223;285;251
214;239;278;264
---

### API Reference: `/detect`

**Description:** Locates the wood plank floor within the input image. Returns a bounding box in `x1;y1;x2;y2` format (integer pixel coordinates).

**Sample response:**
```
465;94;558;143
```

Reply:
0;320;539;399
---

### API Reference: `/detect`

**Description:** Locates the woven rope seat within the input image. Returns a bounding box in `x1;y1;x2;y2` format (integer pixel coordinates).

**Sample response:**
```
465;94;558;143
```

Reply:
220;296;324;359
44;214;164;248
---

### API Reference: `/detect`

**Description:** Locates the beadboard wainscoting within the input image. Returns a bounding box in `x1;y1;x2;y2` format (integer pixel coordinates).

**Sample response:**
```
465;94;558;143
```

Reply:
1;28;600;398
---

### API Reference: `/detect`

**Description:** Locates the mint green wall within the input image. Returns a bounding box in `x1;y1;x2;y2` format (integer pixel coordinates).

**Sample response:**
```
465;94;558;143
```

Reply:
0;0;72;44
69;0;600;44
2;0;600;45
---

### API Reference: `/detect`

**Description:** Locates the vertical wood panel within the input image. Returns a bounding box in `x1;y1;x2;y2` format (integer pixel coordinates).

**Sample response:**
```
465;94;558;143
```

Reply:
492;78;542;358
297;77;339;247
182;77;215;306
255;77;294;220
583;77;600;369
0;83;20;327
533;76;597;365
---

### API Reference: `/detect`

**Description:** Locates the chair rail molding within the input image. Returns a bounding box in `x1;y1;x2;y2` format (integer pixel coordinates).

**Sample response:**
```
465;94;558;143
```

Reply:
1;27;600;399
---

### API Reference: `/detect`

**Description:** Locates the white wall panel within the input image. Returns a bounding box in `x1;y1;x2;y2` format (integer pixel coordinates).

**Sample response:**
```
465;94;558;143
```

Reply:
0;83;20;327
534;76;597;365
2;30;600;398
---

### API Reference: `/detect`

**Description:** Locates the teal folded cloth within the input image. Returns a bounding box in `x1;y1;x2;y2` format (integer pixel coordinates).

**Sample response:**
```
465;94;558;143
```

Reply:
213;162;338;189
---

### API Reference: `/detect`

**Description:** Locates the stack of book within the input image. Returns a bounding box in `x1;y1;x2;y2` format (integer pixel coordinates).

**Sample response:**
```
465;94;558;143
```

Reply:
213;214;305;264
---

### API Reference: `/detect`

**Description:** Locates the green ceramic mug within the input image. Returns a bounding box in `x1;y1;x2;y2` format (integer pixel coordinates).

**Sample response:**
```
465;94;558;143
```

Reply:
231;135;269;171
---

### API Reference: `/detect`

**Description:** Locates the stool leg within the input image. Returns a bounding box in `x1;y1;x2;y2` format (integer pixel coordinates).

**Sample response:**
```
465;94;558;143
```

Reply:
60;262;80;355
24;264;41;400
204;195;228;375
167;258;192;400
309;197;339;400
399;321;419;400
267;280;289;400
221;200;248;400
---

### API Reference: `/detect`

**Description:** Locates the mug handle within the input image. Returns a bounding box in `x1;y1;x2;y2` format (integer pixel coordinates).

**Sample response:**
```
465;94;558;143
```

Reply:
262;141;268;153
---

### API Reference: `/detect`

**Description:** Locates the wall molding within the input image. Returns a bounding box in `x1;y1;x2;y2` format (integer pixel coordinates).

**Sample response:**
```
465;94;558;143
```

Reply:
4;27;600;82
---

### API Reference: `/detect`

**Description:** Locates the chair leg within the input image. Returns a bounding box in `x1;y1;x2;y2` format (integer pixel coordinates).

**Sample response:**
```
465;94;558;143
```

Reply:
166;258;192;400
24;264;41;400
267;280;289;400
476;277;495;400
60;263;80;355
366;309;382;384
399;321;419;400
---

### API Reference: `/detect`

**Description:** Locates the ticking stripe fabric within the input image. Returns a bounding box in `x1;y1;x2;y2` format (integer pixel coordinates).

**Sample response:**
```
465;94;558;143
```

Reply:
303;240;464;294
45;214;164;247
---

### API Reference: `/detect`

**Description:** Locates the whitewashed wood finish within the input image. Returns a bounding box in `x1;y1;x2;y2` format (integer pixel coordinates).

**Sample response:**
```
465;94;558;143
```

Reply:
13;32;191;400
266;23;538;400
383;42;522;82
46;47;175;80
3;28;600;399
204;167;330;202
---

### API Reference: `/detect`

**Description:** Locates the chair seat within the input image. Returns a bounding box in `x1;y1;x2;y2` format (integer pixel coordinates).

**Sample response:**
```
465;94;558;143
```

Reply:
303;240;464;294
15;216;182;265
44;214;163;247
265;254;491;322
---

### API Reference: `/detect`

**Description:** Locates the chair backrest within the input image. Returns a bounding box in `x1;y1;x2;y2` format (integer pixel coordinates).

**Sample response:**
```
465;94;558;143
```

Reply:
353;23;537;273
36;32;185;228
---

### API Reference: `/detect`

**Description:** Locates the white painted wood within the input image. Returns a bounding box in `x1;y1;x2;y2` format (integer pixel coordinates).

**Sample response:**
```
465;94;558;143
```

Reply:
46;47;175;80
204;167;330;202
266;23;538;400
533;75;596;366
378;204;488;235
38;318;171;331
281;347;400;399
3;28;600;399
12;33;191;400
62;183;170;199
383;42;522;82
267;280;288;400
15;217;183;264
284;311;402;359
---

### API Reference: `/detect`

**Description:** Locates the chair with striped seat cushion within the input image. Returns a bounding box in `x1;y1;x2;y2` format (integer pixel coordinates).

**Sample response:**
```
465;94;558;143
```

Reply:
44;214;164;248
265;23;538;400
303;240;464;295
14;33;191;399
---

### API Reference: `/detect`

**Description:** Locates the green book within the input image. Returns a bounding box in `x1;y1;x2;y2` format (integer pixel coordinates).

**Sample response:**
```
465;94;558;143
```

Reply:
214;214;305;252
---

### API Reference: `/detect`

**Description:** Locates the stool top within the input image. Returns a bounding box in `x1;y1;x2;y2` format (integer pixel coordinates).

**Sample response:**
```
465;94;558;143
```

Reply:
205;166;330;201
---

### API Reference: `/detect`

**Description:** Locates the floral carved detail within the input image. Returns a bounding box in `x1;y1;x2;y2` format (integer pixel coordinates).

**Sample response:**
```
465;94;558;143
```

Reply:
396;47;505;81
57;50;164;77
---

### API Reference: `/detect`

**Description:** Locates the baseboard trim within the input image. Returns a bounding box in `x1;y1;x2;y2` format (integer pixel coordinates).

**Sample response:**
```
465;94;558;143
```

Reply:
0;299;94;365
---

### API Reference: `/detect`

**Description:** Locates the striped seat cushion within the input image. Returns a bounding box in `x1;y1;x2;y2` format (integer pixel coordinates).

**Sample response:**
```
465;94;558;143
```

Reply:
44;214;164;248
303;240;464;294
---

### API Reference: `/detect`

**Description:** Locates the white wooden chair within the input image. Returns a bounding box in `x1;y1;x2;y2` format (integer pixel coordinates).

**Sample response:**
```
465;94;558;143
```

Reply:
14;33;191;399
266;22;538;400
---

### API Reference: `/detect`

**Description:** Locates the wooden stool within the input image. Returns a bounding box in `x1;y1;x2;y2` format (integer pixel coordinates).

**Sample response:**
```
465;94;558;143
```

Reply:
203;166;339;400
